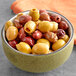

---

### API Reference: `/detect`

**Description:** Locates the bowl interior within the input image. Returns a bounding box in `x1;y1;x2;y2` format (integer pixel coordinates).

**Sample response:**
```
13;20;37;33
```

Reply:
1;10;74;56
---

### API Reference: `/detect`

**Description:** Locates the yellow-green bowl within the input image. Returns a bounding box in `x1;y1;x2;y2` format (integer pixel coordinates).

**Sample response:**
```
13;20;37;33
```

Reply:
1;10;74;73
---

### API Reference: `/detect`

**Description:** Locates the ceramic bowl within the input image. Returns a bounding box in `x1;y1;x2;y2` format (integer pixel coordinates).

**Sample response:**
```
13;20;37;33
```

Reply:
1;10;74;73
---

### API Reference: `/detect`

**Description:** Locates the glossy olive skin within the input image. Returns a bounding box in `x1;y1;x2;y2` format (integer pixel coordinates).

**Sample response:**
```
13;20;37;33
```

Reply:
24;21;36;34
45;32;58;43
6;26;18;41
50;14;61;23
37;38;50;47
19;15;32;25
56;29;65;39
8;40;17;49
38;21;53;33
40;13;51;21
16;13;24;20
62;35;69;42
13;19;22;29
32;43;49;54
59;21;69;30
52;39;66;51
16;42;32;54
32;30;42;40
29;8;40;21
51;22;58;31
5;21;14;31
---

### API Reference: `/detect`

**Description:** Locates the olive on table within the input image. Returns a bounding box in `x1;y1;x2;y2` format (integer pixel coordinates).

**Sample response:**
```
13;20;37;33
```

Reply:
45;32;58;43
52;39;66;51
38;21;53;33
37;38;50;47
5;21;14;31
29;8;40;21
24;21;36;34
6;26;18;41
32;43;49;54
16;42;32;54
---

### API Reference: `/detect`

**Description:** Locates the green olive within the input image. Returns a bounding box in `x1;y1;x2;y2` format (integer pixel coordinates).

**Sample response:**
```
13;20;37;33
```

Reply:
16;42;32;54
24;21;36;34
62;35;69;42
32;43;49;54
5;21;14;31
37;38;50;47
29;8;40;21
38;21;53;33
52;39;66;51
51;22;58;31
6;26;18;41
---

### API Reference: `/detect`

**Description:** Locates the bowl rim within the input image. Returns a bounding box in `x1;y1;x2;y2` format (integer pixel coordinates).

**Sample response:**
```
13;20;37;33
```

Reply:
1;10;74;56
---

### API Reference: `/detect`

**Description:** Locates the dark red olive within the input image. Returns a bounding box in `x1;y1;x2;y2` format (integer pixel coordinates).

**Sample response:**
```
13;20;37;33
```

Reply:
59;21;69;30
13;19;22;29
21;37;35;46
32;30;42;39
19;15;32;25
8;40;17;48
18;27;26;41
40;13;51;21
50;14;61;23
39;9;47;14
56;29;65;39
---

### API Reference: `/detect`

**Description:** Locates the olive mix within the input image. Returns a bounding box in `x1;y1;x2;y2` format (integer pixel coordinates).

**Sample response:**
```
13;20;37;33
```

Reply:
5;8;69;55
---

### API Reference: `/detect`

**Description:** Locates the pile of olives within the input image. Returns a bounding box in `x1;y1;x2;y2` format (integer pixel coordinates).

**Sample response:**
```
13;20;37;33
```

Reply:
5;8;69;55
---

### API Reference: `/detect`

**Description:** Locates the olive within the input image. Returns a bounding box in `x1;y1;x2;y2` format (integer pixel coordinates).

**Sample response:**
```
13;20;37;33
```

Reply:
45;32;58;43
52;39;66;51
19;15;32;25
62;35;69;42
51;22;58;31
21;36;35;46
37;38;50;47
13;19;22;29
39;9;47;14
59;21;69;30
8;40;17;48
16;42;32;54
32;30;42;40
16;13;24;20
6;26;18;41
50;14;61;23
24;21;36;34
29;8;40;21
56;29;65;39
32;43;49;54
5;21;14;31
18;27;26;41
38;21;53;33
40;12;51;21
